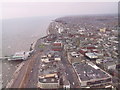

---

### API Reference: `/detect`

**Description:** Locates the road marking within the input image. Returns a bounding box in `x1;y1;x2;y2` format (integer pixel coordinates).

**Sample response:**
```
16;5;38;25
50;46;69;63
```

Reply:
18;52;40;88
18;59;31;88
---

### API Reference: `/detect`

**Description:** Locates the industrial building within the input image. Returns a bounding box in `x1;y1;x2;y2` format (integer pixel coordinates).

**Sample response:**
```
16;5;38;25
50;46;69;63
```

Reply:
73;62;112;88
96;58;117;70
103;61;116;70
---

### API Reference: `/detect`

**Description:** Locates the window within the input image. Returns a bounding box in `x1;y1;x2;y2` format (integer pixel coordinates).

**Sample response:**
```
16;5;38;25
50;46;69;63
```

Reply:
87;78;111;86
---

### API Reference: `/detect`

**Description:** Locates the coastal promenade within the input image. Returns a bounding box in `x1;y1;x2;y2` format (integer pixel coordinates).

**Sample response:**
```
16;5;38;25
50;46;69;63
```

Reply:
6;38;44;88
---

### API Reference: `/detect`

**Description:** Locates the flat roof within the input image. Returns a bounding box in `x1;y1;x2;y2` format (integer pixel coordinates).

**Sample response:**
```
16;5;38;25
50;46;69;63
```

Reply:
13;51;29;57
39;62;60;83
71;52;80;57
104;61;116;66
14;52;25;56
40;63;59;76
39;61;63;77
54;40;62;43
85;53;98;59
86;53;97;56
40;67;58;76
73;63;111;81
39;77;59;83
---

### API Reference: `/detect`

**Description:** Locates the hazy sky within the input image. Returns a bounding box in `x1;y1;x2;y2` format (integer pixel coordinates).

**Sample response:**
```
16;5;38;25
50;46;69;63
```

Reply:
1;2;118;19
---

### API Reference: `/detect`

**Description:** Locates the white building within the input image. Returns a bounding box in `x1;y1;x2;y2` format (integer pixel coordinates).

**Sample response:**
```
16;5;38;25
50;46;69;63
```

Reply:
41;55;49;63
85;53;98;60
8;51;30;61
58;27;64;33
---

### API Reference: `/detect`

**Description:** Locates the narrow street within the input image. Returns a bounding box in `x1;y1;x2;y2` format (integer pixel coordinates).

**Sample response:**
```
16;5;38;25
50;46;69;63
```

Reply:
61;51;81;88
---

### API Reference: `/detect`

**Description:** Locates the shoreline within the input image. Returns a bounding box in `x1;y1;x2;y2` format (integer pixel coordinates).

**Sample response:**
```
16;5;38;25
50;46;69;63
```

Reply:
2;20;53;88
3;14;118;88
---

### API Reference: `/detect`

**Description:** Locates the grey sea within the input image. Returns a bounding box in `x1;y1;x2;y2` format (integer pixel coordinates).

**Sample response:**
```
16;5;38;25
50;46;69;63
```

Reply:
1;16;58;88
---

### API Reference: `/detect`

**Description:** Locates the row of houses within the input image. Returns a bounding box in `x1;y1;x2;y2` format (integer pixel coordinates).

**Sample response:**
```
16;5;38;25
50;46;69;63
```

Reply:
38;51;70;89
48;17;118;88
58;28;116;88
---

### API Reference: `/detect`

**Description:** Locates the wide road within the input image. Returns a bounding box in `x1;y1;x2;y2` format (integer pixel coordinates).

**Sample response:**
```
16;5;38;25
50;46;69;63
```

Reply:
10;51;41;88
25;38;52;88
25;51;43;88
9;38;44;88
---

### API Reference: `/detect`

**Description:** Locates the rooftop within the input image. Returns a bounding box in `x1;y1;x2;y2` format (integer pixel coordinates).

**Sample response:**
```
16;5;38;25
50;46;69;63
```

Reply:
70;52;80;57
73;62;111;81
104;61;116;66
39;73;59;83
54;40;62;43
85;53;98;59
40;62;60;76
39;62;61;83
14;51;27;57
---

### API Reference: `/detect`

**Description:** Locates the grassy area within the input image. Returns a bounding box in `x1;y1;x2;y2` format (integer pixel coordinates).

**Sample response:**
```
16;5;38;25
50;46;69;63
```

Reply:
38;44;45;48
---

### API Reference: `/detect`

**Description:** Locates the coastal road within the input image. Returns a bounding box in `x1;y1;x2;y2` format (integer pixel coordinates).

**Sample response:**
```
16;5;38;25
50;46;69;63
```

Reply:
10;51;41;88
9;38;51;88
25;51;41;88
26;39;52;88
